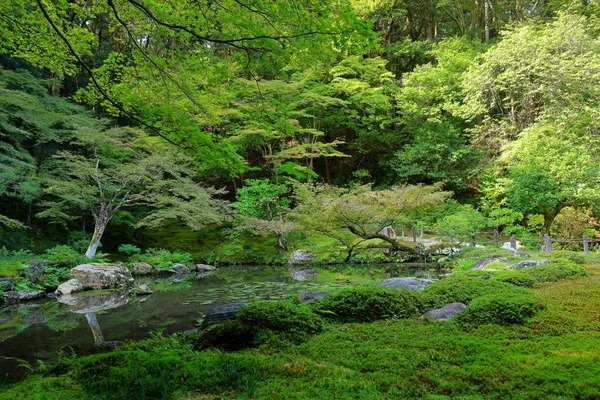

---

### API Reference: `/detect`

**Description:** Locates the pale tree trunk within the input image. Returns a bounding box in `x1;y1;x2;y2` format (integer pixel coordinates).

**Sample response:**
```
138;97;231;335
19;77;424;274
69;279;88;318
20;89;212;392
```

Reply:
484;0;490;41
85;207;109;259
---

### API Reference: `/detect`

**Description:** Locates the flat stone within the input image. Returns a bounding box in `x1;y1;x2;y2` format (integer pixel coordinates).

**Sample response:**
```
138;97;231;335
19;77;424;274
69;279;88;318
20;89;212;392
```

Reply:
422;302;467;321
470;256;509;270
56;278;85;295
2;289;45;303
298;291;330;304
514;260;552;269
201;303;246;329
378;277;434;291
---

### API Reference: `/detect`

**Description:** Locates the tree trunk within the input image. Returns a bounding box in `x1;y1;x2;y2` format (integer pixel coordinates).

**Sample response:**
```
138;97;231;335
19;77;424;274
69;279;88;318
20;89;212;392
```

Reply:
85;212;108;259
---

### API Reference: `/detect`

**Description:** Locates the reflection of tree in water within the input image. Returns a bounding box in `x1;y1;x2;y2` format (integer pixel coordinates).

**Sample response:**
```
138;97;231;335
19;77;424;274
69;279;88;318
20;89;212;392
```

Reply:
58;290;129;345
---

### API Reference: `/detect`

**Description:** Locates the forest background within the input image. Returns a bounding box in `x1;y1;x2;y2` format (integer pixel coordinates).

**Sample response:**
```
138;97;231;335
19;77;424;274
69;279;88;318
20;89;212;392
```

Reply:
2;0;600;264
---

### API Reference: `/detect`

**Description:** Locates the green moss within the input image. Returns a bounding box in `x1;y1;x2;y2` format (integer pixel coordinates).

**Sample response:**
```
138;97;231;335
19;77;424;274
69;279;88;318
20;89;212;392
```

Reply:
455;292;545;325
0;260;27;278
314;285;423;322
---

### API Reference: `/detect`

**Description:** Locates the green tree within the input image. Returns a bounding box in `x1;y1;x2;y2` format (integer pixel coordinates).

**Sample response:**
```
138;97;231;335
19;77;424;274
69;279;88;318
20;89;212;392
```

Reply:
232;179;293;249
291;183;450;261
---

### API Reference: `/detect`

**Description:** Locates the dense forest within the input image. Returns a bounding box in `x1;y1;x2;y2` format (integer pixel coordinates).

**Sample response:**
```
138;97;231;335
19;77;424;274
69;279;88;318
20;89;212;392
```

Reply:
2;0;600;261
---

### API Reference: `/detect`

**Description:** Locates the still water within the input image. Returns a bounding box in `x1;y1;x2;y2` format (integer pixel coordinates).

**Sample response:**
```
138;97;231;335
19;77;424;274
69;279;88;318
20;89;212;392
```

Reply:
0;264;436;364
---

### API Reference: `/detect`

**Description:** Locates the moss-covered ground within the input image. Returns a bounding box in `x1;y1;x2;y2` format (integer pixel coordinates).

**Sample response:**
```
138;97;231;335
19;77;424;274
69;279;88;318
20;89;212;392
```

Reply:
3;252;600;399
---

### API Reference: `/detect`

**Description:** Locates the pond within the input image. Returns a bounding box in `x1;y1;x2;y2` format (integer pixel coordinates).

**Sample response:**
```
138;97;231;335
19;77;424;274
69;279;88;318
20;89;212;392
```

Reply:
0;264;438;364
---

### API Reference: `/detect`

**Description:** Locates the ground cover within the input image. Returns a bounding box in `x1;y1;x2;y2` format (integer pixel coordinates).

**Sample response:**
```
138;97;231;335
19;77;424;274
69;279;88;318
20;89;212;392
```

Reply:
2;252;600;399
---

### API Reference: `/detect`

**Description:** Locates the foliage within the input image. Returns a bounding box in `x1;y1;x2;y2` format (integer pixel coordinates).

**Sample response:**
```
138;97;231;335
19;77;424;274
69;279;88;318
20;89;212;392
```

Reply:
520;261;587;284
192;301;324;351
44;245;86;269
455;292;545;325
546;251;586;265
435;205;488;244
313;286;422;322
118;244;141;256
129;249;193;269
420;273;530;310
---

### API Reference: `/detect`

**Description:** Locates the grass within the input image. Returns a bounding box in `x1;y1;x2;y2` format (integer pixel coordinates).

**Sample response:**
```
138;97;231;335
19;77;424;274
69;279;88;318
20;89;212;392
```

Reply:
0;260;28;278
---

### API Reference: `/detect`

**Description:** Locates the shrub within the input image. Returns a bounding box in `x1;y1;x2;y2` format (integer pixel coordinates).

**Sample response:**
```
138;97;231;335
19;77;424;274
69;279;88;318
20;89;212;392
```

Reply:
495;271;538;288
45;246;86;268
420;273;530;310
455;292;545;325
313;286;422;323
521;261;587;283
130;249;192;269
545;251;585;265
192;301;324;351
118;244;141;256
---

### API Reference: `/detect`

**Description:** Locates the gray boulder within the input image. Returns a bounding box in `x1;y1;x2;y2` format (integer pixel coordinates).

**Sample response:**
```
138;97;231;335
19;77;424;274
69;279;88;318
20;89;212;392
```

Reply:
298;291;330;304
470;256;509;270
21;260;48;283
378;277;434;291
0;278;14;292
134;284;153;295
70;263;134;290
56;278;85;295
130;262;156;276
507;247;531;258
171;263;191;275
422;302;467;321
2;289;45;303
288;250;317;264
0;356;30;383
201;303;246;329
195;264;216;272
514;260;552;269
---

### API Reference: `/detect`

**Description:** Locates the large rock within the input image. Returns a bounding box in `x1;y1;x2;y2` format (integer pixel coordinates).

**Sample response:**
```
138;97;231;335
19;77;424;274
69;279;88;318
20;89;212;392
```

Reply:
378;277;434;291
21;260;48;283
70;263;134;290
507;247;531;258
170;263;191;275
130;262;156;276
58;290;129;313
501;241;523;250
422;303;467;321
201;303;246;329
0;278;14;292
2;289;45;303
195;264;216;272
287;250;317;264
513;260;552;269
0;356;30;383
298;291;330;304
470;256;509;270
56;278;85;295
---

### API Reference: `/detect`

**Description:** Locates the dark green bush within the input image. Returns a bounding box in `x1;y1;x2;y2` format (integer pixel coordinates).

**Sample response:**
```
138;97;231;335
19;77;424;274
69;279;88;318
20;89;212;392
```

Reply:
455;292;545;325
192;300;324;351
420;274;530;310
313;285;422;323
118;244;142;256
546;251;585;265
521;261;587;283
45;245;86;268
495;271;538;288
